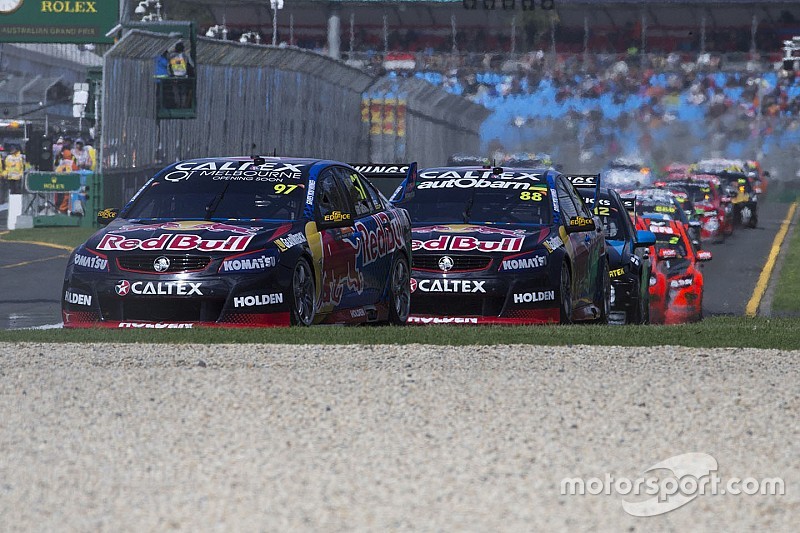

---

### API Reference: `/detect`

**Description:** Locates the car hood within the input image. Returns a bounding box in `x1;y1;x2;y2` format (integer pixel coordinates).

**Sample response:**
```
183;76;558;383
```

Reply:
411;223;552;254
84;219;297;256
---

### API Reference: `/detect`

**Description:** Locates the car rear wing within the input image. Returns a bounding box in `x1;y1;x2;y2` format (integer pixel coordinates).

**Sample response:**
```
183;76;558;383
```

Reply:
351;162;417;202
620;197;636;213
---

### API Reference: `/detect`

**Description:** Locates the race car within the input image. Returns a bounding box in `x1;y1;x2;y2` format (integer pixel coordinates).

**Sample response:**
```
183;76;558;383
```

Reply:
628;187;702;248
391;165;611;324
604;156;655;190
636;216;712;324
655;177;733;242
62;156;413;328
568;176;656;324
690;159;759;227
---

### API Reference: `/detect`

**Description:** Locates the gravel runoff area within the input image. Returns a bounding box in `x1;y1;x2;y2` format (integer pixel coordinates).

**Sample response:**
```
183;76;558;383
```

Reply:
0;343;797;532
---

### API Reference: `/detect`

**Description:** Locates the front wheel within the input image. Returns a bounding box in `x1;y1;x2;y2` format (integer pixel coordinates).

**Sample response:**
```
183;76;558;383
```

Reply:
594;257;610;324
387;254;411;325
559;262;573;324
290;257;315;326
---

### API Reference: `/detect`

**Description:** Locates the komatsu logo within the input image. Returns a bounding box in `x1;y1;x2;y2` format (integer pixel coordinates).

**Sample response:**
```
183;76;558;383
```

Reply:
221;254;276;272
500;254;547;271
73;253;108;271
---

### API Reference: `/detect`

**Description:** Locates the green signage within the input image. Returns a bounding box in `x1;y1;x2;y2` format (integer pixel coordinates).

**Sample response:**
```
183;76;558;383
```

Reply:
27;172;83;192
0;0;119;44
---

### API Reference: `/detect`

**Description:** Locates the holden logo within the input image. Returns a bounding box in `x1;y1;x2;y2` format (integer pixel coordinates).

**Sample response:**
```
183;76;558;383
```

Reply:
153;256;171;273
438;256;454;272
409;278;418;293
115;280;131;296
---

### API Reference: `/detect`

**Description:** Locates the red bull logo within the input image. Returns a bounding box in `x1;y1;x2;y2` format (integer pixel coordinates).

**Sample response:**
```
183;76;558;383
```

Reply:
98;233;253;252
412;235;524;253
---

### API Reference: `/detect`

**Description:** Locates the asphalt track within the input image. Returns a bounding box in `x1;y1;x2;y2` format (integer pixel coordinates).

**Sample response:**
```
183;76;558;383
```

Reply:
0;199;793;329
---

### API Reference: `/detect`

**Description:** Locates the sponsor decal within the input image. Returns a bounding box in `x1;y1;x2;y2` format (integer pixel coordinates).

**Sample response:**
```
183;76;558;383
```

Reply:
412;235;524;254
116;221;260;235
513;290;556;304
220;253;277;273
438;256;454;272
353;165;409;174
118;323;194;329
73;252;108;272
551;189;559;212
655;205;677;213
414;279;486;293
305;179;316;206
417;177;537;190
542;235;564;253
419;169;541;181
351;212;407;268
649;225;675;234
164;170;191;182
323;211;351;222
609;267;626;278
408;316;479;324
274;232;307;252
630;255;641;267
564;175;597;186
173;161;305;180
670;277;693;288
658;248;678;258
98;233;253;252
64;291;92;306
115;280;203;297
233;293;284;308
569;216;594;227
97;208;117;219
413;224;526;237
499;253;547;271
350;308;367;318
409;278;418;293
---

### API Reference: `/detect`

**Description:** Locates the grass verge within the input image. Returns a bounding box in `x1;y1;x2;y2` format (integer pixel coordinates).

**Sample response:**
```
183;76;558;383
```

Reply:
0;317;798;349
772;207;800;313
0;227;97;250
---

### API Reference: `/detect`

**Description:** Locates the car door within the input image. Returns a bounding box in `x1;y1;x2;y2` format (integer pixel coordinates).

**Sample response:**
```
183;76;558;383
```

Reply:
556;176;593;305
313;167;362;315
333;165;394;308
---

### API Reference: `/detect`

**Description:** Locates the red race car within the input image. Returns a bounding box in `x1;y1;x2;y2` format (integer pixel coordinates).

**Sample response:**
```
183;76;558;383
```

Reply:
655;176;733;243
636;216;712;324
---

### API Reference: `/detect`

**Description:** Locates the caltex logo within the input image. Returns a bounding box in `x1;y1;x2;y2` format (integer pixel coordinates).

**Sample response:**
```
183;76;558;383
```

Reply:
115;280;131;296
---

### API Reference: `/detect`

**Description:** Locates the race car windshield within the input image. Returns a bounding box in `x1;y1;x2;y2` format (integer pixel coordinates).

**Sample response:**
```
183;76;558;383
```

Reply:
673;185;711;204
124;173;306;221
399;185;552;226
595;206;626;240
654;233;687;257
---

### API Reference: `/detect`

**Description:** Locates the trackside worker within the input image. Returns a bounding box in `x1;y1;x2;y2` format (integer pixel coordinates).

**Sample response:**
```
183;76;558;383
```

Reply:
3;144;27;195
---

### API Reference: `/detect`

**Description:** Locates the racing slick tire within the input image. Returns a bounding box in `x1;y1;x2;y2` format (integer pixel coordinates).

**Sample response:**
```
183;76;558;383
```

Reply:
594;256;611;324
747;206;758;228
290;257;316;326
559;262;573;325
387;253;411;325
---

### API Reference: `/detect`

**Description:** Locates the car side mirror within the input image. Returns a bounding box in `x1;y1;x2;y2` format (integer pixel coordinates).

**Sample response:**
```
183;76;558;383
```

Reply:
97;208;119;226
696;250;713;262
635;229;656;247
319;210;354;229
566;216;596;233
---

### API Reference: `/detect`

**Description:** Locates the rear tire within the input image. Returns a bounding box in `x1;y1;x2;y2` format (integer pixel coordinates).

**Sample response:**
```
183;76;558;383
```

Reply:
559;262;573;324
290;257;315;326
387;254;411;325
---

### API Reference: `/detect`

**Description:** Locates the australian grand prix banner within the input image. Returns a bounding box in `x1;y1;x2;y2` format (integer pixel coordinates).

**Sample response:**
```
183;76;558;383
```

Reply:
0;0;119;43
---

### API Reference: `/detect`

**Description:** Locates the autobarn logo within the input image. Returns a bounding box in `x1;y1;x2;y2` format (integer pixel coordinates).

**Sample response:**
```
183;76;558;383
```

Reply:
417;175;539;190
352;212;406;268
513;291;555;303
499;253;547;271
97;233;253;252
412;235;524;254
173;160;306;180
411;279;486;293
73;253;108;271
64;290;92;306
115;280;203;297
274;232;307;252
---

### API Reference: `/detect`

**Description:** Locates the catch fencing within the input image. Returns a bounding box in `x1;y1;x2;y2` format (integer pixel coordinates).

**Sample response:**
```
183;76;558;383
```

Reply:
100;31;487;206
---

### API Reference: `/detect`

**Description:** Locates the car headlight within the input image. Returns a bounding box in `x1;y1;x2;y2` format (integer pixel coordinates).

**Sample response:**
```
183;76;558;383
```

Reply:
649;276;657;287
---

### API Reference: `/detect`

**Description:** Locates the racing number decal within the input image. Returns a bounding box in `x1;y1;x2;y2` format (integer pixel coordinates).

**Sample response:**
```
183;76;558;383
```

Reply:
274;184;299;194
594;206;610;216
350;174;368;201
520;191;544;201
